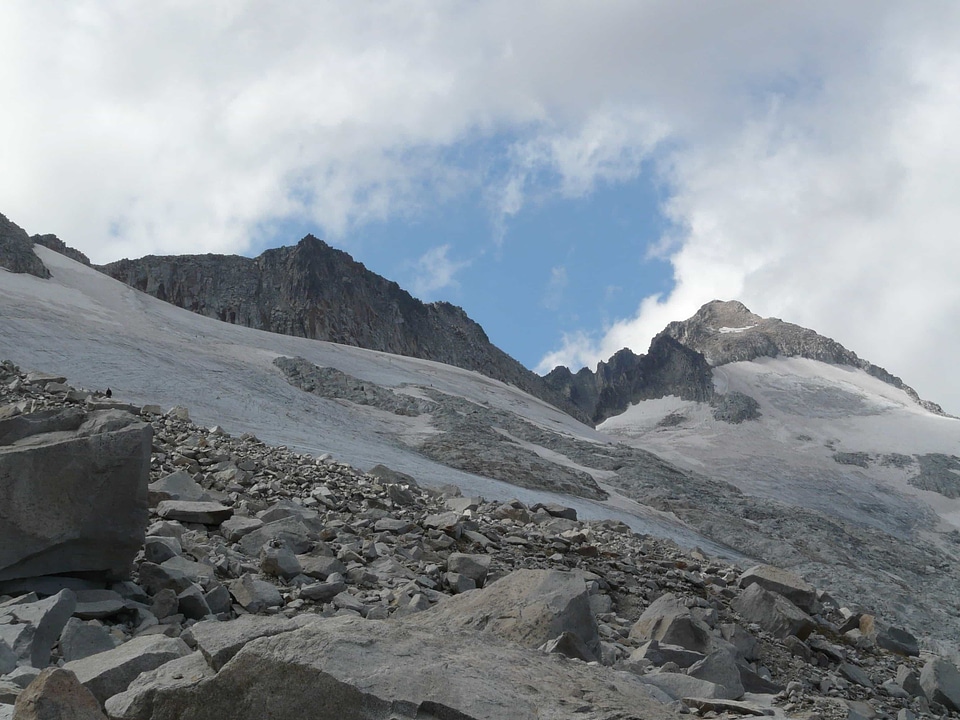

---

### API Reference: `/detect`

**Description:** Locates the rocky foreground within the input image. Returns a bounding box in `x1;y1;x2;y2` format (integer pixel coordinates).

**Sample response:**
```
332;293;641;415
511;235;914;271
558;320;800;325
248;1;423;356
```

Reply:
1;361;959;720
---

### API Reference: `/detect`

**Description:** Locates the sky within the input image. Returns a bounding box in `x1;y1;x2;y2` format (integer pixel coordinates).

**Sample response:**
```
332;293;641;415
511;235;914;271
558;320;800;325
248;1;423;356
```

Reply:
2;2;959;415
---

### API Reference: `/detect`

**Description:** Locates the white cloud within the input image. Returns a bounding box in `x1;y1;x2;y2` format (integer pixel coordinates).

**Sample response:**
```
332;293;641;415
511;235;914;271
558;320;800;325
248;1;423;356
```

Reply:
410;244;470;300
536;4;960;413
541;265;568;311
2;2;960;411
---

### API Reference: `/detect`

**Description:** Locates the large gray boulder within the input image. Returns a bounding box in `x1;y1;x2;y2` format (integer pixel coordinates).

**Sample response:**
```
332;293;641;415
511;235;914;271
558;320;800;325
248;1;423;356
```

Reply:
738;564;817;613
102;615;680;720
920;657;960;712
732;583;815;640
0;410;151;584
410;568;600;660
630;593;712;653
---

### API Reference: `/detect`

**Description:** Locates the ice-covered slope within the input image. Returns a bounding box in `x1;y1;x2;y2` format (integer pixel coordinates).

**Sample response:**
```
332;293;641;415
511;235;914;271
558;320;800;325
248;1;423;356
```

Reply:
602;356;960;534
0;245;726;552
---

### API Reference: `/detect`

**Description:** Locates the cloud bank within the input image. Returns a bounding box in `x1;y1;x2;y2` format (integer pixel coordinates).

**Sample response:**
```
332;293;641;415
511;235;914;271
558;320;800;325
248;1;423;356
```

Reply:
2;2;959;411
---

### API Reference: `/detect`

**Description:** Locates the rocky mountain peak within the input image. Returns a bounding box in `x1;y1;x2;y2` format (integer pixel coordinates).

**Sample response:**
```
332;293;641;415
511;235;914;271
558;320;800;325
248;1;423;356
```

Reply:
662;300;945;415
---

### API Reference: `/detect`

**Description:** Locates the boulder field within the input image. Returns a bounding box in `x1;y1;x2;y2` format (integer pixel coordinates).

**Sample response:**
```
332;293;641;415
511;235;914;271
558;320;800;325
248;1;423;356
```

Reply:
0;360;955;720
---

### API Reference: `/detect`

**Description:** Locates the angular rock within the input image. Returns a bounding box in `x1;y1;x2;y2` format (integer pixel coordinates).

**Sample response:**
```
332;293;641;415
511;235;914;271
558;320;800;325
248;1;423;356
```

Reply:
59;618;119;662
228;575;282;614
639;672;729;701
104;652;213;719
299;580;347;603
147;470;209;506
629;640;705;669
0;412;151;583
298;555;346;581
12;667;106;720
897;665;923;697
186;616;302;671
875;625;920;657
630;593;712;653
0;589;76;668
412;569;600;658
920;657;960;712
259;547;301;581
63;635;190;704
176;586;212;621
143;537;181;566
446;553;491;587
238;517;317;556
731;583;814;640
219;516;263;543
687;650;745;700
738;564;817;613
0;641;15;676
155;501;233;526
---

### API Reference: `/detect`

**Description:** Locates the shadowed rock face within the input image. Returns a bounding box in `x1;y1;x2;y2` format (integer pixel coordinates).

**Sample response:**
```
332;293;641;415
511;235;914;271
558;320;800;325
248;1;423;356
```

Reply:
543;335;715;424
0;213;49;279
100;236;589;424
544;334;713;423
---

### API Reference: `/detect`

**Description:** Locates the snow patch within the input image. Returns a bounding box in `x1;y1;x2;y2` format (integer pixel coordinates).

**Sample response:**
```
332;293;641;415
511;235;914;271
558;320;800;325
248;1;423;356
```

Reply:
717;325;756;334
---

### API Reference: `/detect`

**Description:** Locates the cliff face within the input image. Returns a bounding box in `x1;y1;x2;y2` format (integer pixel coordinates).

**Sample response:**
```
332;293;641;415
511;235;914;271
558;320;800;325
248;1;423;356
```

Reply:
543;335;714;424
0;214;50;279
100;235;590;424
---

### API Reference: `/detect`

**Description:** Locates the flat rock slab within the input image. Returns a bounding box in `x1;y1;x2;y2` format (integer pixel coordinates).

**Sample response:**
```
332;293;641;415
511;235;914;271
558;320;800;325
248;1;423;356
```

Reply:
63;634;191;704
102;615;682;720
186;616;305;671
738;564;817;613
74;589;126;620
156;501;233;526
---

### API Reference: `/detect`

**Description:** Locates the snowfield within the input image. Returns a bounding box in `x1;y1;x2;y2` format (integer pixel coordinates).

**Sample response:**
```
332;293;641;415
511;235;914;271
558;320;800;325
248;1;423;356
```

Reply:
0;246;730;553
601;356;960;537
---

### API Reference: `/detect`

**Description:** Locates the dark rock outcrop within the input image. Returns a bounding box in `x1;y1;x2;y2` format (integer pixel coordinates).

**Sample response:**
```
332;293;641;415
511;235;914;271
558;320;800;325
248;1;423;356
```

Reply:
32;233;91;266
100;236;589;424
543;335;714;424
0;214;49;279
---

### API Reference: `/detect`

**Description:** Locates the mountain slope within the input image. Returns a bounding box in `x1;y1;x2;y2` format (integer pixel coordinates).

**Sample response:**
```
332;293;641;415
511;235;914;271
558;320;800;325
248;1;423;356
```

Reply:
4;238;960;652
99;235;589;423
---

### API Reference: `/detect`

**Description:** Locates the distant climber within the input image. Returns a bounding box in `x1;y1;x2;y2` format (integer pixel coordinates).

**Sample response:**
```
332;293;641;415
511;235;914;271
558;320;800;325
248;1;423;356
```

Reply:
105;388;112;398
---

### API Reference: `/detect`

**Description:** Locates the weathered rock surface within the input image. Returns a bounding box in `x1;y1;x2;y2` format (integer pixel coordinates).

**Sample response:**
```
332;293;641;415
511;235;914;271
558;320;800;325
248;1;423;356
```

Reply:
411;569;600;659
62;635;190;704
105;615;679;720
0;409;151;584
732;584;815;640
12;667;106;720
739;564;818;613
